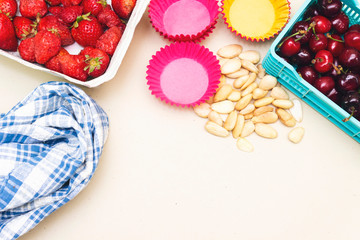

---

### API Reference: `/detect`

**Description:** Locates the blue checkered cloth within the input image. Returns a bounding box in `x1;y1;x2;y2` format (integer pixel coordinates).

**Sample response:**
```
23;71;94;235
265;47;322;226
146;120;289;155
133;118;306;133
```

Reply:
0;81;109;239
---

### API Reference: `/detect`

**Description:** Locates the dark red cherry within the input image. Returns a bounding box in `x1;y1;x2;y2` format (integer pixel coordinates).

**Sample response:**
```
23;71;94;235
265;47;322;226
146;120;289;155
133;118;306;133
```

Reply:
327;34;344;57
341;91;360;122
297;65;318;85
311;15;332;34
344;31;360;51
291;21;312;44
309;33;328;52
327;87;341;104
327;58;343;78
349;24;360;33
290;47;313;66
337;72;360;92
303;5;320;20
312;49;334;73
279;37;301;57
314;76;335;94
331;12;349;34
317;0;342;18
339;47;360;68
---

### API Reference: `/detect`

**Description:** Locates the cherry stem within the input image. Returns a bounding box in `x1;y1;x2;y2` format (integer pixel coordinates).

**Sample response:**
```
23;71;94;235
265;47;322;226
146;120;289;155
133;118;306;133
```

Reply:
310;22;318;40
343;107;355;122
278;31;302;47
331;63;342;75
326;33;345;42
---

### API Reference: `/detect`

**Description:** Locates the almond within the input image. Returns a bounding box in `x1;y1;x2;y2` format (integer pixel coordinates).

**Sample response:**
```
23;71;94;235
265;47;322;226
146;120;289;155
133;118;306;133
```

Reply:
193;102;211;118
254;123;277;139
217;44;243;58
205;121;229;137
221;58;242;75
235;94;253;111
214;84;233;102
288;127;305;143
239;50;261;64
259;75;277;90
224;110;237;130
240;121;255;137
211;100;235;114
236;137;254;152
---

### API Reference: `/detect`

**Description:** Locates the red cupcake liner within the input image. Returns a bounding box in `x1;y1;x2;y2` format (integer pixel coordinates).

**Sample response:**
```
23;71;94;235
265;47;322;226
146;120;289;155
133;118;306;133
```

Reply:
146;42;221;107
149;0;220;42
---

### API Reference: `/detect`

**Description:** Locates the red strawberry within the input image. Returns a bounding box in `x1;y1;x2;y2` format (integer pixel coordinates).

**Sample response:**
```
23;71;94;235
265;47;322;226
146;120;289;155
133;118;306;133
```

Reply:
18;37;35;62
71;13;103;47
80;47;110;78
97;7;124;29
0;0;17;18
49;6;83;26
38;15;74;46
34;29;61;64
13;16;37;40
60;0;82;7
19;0;48;19
0;13;17;51
58;54;88;81
82;0;108;17
112;0;136;19
96;26;123;56
45;47;69;72
46;0;61;6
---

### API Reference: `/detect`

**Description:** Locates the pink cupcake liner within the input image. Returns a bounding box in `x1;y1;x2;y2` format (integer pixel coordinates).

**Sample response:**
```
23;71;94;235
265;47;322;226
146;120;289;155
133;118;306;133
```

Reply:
149;0;220;42
146;42;221;107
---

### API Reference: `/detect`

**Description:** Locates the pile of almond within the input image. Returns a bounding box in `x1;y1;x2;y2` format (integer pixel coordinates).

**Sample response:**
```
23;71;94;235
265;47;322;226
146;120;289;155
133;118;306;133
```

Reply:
193;44;305;152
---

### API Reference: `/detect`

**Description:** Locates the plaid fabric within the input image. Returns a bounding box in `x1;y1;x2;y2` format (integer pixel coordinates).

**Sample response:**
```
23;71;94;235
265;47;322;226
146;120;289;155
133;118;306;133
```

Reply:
0;81;109;239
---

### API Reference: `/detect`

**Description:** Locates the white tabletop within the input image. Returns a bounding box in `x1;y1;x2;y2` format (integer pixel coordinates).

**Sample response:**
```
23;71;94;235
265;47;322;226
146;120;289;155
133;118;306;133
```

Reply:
1;0;360;239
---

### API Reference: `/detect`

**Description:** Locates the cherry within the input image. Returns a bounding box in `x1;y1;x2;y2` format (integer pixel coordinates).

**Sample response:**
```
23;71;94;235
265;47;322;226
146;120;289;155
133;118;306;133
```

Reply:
327;34;344;57
317;0;342;18
290;47;313;66
309;33;328;52
331;12;349;34
327;58;343;78
327;87;341;104
337;72;360;92
349;24;360;33
311;16;332;34
339;47;360;68
341;91;360;122
291;21;312;44
297;65;318;85
279;37;301;57
312;49;334;73
303;5;320;20
314;76;335;95
344;31;360;51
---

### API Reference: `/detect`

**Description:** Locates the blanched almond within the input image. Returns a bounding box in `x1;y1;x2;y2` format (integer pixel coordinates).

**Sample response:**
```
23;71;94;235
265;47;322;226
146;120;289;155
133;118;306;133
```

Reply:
232;114;245;138
217;44;243;58
193;102;211;118
272;99;294;109
236;137;254;152
226;68;249;79
289;99;303;122
227;90;241;102
217;75;227;90
240;121;255;137
233;75;249;89
255;123;277;139
276;109;296;127
239;103;255;115
288;127;305;143
221;58;242;75
241;82;258;96
206;96;214;104
257;64;266;78
214;84;233;102
254;97;274;108
254;106;274;116
218;58;229;67
240;72;257;90
244;113;254;120
224;111;237;131
205;121;229;137
239;50;261;64
270;86;289;100
235;94;253;111
208;111;223;126
211;100;235;114
259;75;277;90
252;88;268;100
241;59;259;73
252;112;278;123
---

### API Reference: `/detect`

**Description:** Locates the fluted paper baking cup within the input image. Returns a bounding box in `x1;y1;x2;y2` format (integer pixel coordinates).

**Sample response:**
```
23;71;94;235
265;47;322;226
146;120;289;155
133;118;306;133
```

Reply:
146;42;221;107
221;0;290;42
149;0;219;42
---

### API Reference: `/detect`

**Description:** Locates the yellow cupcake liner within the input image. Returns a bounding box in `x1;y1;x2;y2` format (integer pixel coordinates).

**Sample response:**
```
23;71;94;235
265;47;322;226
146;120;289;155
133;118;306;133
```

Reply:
221;0;291;42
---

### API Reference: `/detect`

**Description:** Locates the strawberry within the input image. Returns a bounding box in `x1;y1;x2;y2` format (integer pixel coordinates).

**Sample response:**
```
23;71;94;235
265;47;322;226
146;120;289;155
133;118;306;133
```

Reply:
60;0;82;7
96;26;123;56
13;16;37;40
19;0;48;19
34;29;61;64
0;13;17;51
80;47;110;78
112;0;136;19
38;15;74;46
49;6;83;27
45;47;69;72
46;0;61;6
82;0;108;17
0;0;17;18
97;7;124;29
71;13;103;47
58;54;88;81
18;37;35;62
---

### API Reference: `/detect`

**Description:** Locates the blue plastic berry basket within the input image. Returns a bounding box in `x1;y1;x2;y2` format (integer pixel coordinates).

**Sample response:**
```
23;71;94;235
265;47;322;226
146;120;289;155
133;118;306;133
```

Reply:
263;0;360;143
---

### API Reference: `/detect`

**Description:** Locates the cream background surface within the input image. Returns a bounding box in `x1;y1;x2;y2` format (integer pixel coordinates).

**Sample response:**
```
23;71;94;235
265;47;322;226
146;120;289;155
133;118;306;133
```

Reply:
0;0;359;239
